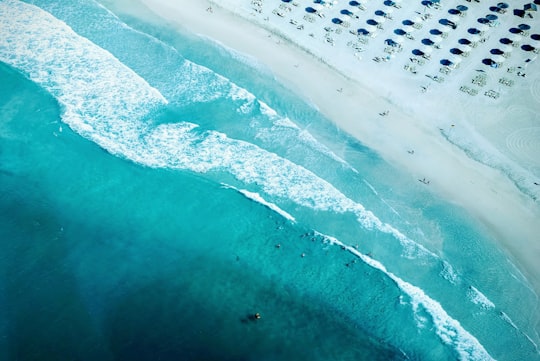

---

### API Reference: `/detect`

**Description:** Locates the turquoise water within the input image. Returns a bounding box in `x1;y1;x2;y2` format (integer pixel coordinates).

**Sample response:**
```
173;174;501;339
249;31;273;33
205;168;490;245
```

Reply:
0;0;539;360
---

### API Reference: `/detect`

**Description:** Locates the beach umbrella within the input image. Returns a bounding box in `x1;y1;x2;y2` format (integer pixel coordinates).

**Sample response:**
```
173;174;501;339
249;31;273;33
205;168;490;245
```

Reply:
421;0;433;6
402;19;415;26
448;9;461;15
535;0;540;5
477;17;489;24
422;38;435;46
394;28;407;36
375;10;388;17
514;9;526;17
349;0;361;5
518;24;531;31
412;49;425;56
468;27;481;35
439;19;457;29
341;9;354;16
486;14;498;21
509;27;524;34
497;2;509;8
440;59;453;66
500;37;513;45
459;38;472;45
357;28;370;35
482;58;498;67
332;18;344;25
524;3;538;11
282;0;292;2
383;0;396;7
489;6;501;13
367;19;379;26
306;6;317;13
450;48;464;55
522;44;536;51
430;28;443;35
532;34;540;41
490;48;504;55
457;5;468;12
385;38;399;46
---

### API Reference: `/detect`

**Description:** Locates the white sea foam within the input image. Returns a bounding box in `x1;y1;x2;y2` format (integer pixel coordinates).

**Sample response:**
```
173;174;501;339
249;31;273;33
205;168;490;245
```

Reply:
0;0;166;145
317;232;495;361
221;184;296;222
441;260;460;285
467;286;495;310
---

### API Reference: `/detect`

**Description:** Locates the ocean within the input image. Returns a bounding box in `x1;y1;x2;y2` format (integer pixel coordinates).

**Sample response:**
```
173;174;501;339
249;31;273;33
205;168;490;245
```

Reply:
0;0;538;360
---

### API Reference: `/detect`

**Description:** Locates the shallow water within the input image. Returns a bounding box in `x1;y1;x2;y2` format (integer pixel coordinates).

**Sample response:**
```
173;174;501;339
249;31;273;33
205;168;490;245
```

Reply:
0;1;539;360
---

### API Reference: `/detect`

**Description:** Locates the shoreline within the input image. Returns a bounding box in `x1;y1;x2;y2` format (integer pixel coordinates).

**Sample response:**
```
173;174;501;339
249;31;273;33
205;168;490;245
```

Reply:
133;0;540;295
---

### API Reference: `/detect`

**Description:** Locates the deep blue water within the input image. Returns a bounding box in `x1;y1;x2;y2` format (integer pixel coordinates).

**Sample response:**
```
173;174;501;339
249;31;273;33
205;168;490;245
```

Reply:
0;0;539;360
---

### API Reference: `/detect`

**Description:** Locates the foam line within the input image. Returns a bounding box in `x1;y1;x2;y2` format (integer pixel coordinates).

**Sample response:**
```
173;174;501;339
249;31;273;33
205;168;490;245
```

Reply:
0;0;166;146
317;231;495;361
221;184;296;222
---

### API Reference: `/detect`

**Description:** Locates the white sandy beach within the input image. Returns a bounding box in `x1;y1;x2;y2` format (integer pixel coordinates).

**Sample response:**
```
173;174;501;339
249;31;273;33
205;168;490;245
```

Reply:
124;0;540;295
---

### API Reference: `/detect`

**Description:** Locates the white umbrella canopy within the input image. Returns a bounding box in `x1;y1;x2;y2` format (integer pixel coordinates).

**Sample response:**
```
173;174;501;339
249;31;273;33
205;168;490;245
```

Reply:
450;55;463;64
478;24;489;31
511;34;523;42
366;24;377;32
